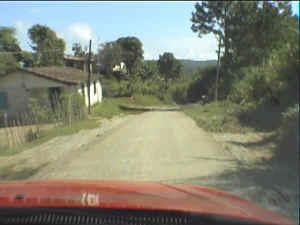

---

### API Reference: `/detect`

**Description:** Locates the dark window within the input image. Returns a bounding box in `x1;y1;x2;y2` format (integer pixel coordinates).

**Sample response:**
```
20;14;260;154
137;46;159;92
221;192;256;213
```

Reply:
48;88;61;112
0;92;8;109
94;81;97;94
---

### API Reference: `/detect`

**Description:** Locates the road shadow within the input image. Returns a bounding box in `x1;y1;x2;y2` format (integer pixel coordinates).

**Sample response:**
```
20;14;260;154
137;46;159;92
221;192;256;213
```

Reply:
119;105;180;112
162;156;298;222
228;134;298;163
0;162;49;181
160;133;299;222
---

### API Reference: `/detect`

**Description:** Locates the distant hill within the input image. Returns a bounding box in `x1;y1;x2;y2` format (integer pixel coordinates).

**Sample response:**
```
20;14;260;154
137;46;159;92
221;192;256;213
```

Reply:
179;59;217;73
145;59;217;74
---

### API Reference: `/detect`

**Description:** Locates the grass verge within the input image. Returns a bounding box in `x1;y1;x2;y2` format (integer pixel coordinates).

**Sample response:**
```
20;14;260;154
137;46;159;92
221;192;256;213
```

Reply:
183;101;253;133
0;119;99;157
184;101;298;159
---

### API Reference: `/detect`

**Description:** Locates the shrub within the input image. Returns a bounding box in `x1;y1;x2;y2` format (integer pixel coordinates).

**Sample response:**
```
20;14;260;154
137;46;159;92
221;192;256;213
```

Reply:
27;97;53;123
187;65;217;103
54;92;87;125
277;104;298;152
168;81;189;104
28;90;87;125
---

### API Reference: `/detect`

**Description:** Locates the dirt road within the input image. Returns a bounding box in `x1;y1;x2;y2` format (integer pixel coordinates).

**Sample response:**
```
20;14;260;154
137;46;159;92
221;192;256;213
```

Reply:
0;111;298;222
31;111;233;181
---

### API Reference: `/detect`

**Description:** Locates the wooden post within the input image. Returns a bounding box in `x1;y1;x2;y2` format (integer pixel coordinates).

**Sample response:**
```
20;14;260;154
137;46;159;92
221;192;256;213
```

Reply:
87;39;92;114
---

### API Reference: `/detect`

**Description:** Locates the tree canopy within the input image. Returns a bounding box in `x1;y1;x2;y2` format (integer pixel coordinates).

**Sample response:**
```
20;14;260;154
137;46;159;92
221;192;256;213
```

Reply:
28;24;66;66
97;41;123;76
191;1;233;64
157;52;183;82
116;36;144;74
0;26;21;74
72;42;86;57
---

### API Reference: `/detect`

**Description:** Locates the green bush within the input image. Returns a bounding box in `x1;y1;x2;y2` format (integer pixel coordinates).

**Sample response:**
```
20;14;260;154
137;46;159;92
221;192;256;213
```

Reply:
228;66;268;105
27;97;53;123
28;91;87;125
277;104;298;151
57;92;87;124
186;66;217;103
184;101;251;133
101;77;121;97
168;81;189;104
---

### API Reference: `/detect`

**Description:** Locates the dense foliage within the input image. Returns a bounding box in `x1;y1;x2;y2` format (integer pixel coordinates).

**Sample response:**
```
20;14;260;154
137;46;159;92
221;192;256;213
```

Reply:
0;27;21;74
28;24;66;66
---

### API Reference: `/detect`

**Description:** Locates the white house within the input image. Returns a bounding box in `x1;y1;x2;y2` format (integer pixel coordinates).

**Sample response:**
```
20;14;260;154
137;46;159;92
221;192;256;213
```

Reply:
112;62;127;74
0;66;102;121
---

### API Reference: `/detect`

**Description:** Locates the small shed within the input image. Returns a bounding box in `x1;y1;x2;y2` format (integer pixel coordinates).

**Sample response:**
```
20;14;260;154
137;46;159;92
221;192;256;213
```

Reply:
0;66;102;121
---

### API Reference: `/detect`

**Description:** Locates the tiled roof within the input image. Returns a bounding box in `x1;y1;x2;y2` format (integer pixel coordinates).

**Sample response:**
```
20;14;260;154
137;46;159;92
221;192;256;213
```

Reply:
22;66;98;85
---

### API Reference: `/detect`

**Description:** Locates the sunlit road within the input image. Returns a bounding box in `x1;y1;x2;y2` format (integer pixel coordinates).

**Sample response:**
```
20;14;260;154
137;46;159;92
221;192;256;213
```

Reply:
32;111;232;182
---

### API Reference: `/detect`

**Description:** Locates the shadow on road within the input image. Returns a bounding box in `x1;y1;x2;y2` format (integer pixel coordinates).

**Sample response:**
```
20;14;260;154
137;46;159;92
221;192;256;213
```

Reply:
119;105;180;112
160;137;298;222
0;162;49;181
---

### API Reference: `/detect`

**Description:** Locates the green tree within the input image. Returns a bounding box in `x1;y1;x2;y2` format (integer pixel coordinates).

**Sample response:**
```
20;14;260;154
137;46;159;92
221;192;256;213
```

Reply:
20;51;35;68
0;26;21;52
141;60;158;80
0;26;21;74
191;1;233;64
157;52;183;88
191;1;233;101
72;42;86;57
97;41;123;77
28;24;66;66
228;1;294;68
116;36;144;74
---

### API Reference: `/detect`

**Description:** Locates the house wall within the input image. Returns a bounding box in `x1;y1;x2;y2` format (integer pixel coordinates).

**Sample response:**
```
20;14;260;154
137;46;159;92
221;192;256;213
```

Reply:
78;80;102;107
0;71;67;120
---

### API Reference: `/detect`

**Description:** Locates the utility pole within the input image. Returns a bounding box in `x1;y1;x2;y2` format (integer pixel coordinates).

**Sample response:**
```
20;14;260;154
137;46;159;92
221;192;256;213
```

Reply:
87;39;92;114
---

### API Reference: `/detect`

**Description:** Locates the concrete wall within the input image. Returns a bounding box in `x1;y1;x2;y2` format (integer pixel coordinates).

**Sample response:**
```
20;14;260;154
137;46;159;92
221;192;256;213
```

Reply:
78;80;102;107
0;71;66;120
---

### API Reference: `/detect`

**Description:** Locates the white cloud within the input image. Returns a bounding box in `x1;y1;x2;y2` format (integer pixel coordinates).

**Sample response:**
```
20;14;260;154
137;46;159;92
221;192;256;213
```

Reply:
14;20;32;51
143;34;218;60
68;23;94;42
14;21;26;35
59;23;99;54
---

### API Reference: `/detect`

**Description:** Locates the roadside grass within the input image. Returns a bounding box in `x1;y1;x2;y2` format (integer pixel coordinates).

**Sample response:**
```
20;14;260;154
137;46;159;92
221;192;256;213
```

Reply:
183;101;254;133
0;119;99;157
91;95;165;118
184;101;298;160
91;97;135;119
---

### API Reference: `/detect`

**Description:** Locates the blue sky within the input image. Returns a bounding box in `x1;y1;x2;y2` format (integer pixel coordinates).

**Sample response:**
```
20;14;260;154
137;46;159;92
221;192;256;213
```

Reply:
1;1;299;60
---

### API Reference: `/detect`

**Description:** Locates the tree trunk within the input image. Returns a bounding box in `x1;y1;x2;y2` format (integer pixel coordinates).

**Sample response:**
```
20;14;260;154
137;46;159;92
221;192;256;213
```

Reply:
215;37;222;102
224;4;229;65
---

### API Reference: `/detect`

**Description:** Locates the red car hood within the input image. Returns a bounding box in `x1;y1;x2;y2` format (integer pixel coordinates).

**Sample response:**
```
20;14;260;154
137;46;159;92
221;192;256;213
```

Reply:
0;180;294;225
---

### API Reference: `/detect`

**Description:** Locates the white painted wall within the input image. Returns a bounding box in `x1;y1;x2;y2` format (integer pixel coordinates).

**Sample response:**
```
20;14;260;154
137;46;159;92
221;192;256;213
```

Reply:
78;80;102;107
